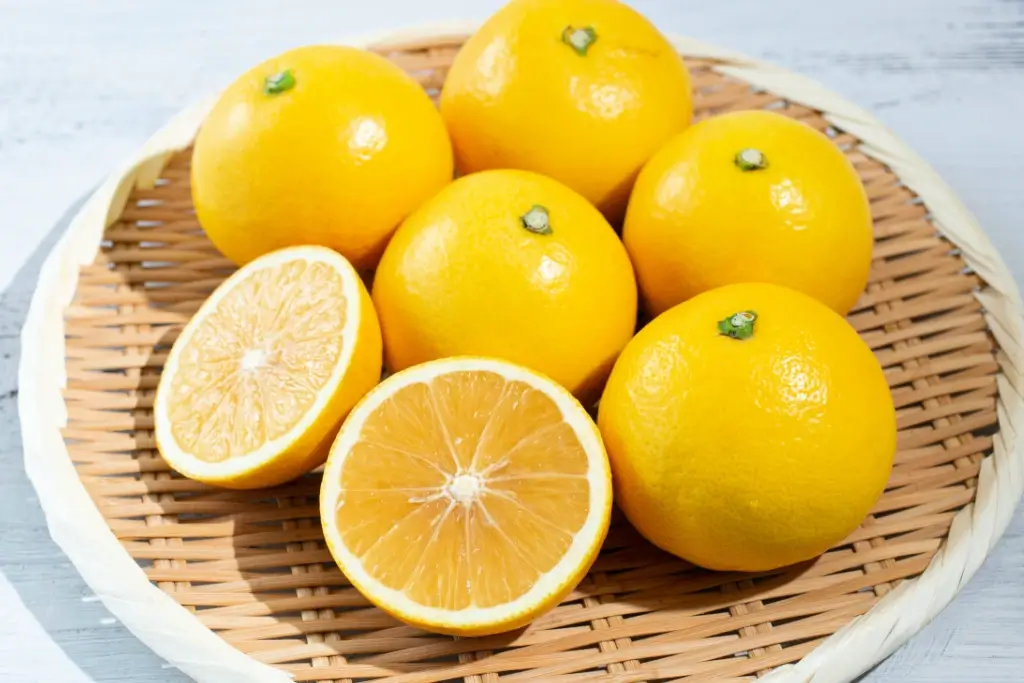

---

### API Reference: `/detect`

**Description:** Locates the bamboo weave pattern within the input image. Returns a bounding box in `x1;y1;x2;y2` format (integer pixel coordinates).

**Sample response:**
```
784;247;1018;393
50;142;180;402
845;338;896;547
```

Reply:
60;41;999;682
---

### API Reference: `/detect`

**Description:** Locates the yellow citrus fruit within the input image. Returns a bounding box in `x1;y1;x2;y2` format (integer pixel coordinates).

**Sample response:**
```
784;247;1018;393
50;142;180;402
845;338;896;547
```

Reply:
320;357;612;636
440;0;693;223
372;169;637;402
154;246;382;489
623;110;874;316
597;283;895;572
191;45;453;270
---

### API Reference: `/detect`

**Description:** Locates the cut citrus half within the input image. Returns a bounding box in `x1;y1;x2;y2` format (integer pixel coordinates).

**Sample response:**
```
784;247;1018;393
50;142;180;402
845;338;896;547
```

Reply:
154;245;382;489
320;357;612;636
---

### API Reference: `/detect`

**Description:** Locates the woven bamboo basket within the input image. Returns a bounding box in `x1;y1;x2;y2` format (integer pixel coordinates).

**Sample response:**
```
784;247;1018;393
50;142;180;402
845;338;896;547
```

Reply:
18;22;1024;683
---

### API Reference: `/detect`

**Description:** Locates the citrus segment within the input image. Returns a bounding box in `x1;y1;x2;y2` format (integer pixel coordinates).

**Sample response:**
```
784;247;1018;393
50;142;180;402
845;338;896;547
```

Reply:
321;358;612;635
155;245;382;489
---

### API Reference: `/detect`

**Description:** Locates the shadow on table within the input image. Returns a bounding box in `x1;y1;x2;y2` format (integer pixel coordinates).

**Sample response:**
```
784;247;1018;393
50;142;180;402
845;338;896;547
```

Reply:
0;193;191;683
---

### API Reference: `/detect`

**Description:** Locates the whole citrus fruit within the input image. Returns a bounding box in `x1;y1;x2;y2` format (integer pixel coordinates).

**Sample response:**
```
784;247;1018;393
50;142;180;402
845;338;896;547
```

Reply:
191;45;453;270
372;169;637;402
440;0;692;223
597;282;895;572
623;110;873;316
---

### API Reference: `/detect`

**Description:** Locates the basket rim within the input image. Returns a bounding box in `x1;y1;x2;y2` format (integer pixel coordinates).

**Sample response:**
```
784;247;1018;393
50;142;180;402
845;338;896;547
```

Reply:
17;20;1024;683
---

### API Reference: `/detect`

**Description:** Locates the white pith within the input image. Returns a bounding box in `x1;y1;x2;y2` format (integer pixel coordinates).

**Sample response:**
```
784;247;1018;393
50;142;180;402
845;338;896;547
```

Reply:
153;245;363;479
319;357;612;630
240;347;268;372
447;472;483;504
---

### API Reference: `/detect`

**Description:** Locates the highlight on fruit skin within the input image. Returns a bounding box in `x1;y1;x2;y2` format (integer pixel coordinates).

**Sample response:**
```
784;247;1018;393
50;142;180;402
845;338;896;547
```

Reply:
154;245;383;490
191;44;453;271
598;282;896;572
440;0;694;224
623;109;874;316
320;356;613;636
371;168;637;404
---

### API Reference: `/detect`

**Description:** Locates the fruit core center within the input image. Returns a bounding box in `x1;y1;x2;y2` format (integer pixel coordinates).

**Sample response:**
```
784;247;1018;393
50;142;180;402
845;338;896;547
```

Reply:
447;473;483;504
240;348;267;371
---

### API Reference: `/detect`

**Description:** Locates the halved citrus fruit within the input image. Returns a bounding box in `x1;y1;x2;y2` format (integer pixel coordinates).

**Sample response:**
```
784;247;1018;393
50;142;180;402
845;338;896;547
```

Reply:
154;245;382;489
320;357;612;636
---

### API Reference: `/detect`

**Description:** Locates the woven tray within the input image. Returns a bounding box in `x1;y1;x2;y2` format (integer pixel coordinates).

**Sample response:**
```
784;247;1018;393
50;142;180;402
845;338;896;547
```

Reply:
19;22;1024;683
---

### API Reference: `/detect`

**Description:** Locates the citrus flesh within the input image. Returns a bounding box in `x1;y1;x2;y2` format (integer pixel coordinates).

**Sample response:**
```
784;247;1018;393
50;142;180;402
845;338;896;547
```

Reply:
320;357;612;636
598;283;896;572
154;246;382;489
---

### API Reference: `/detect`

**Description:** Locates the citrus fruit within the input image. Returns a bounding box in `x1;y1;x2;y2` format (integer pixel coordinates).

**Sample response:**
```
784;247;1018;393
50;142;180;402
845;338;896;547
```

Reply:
372;169;637;402
191;45;453;270
320;357;612;636
623;109;874;316
154;246;382;489
440;0;693;223
597;282;896;572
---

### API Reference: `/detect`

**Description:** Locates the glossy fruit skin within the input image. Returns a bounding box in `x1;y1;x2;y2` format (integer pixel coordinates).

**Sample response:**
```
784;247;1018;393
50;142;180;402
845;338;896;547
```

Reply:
372;169;637;403
623;110;873;316
439;0;693;224
597;283;896;572
191;45;453;270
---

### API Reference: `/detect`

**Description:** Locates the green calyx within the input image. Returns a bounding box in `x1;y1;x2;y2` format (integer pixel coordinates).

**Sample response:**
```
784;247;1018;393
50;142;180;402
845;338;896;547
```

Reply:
561;26;598;56
734;148;768;171
718;311;757;340
521;205;552;235
263;69;296;95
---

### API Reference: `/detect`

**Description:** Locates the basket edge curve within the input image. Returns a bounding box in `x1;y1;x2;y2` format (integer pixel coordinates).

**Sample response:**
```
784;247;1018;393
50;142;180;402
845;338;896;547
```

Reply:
16;98;292;683
698;39;1024;683
15;21;1024;683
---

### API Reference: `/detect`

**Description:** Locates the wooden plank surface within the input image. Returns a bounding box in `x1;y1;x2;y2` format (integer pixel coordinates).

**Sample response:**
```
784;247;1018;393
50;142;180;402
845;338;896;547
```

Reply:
1;0;1023;681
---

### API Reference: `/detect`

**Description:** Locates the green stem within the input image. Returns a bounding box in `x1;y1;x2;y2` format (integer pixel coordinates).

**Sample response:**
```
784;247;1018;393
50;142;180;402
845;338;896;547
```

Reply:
264;69;296;95
718;311;757;340
734;148;768;171
562;26;598;56
521;205;552;235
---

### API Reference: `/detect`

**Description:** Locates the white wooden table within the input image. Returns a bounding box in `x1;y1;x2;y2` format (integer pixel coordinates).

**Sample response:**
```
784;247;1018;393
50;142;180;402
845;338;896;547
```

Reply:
2;1;1023;681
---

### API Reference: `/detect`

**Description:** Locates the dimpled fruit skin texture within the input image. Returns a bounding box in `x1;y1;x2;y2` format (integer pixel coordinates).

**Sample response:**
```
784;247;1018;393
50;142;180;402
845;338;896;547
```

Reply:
191;45;453;270
372;169;637;403
623;110;873;316
597;283;896;572
439;0;692;224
